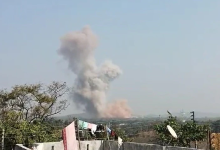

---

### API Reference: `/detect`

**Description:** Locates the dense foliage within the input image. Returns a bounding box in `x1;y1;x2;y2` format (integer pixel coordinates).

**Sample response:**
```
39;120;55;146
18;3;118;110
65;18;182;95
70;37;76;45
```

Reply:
112;127;133;142
154;112;209;147
0;82;68;149
211;120;220;133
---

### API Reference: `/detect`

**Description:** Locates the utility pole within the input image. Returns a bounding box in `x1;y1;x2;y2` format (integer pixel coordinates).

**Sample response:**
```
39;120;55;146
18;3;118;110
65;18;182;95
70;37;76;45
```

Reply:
190;111;195;123
190;111;197;148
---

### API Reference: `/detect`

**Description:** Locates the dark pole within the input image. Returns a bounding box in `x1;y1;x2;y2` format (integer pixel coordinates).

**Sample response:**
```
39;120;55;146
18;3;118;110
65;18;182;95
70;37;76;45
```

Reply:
190;111;197;148
190;111;195;123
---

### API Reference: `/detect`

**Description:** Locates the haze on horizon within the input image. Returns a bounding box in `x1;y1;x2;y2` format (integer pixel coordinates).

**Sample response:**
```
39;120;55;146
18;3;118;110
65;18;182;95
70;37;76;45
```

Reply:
1;1;220;117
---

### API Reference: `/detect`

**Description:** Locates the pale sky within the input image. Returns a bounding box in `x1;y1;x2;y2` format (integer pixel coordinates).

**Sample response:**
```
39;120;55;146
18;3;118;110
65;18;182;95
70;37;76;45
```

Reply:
1;1;220;116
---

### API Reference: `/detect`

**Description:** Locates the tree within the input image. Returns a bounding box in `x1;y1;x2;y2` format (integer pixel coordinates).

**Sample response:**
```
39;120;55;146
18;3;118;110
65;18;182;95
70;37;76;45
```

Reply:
0;81;69;122
211;120;220;133
112;127;133;142
154;112;209;147
0;81;69;149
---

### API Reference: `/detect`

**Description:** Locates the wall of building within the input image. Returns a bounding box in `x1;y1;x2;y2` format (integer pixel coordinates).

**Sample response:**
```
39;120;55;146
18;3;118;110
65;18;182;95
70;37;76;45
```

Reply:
121;142;200;150
79;140;103;150
15;140;119;150
14;144;31;150
77;140;118;150
15;141;202;150
121;142;163;150
32;141;63;150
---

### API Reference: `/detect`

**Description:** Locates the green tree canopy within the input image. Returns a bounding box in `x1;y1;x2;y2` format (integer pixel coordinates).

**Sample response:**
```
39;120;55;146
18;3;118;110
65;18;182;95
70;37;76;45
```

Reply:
154;112;209;147
0;81;69;149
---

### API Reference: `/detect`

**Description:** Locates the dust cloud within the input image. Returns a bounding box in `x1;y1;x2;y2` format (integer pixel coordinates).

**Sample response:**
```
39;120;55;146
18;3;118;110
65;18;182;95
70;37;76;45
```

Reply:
58;26;132;118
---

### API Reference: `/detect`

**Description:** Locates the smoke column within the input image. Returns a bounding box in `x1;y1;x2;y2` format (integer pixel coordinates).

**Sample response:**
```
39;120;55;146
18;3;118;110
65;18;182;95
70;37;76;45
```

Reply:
58;26;132;118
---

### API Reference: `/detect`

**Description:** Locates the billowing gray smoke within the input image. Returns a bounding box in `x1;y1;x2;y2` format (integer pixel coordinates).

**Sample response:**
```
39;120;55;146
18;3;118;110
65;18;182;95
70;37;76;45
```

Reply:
58;26;131;118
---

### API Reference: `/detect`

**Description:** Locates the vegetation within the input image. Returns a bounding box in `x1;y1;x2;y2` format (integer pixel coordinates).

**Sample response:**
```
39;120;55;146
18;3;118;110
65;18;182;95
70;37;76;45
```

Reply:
211;120;220;133
0;82;68;149
154;112;209;147
1;81;219;149
111;127;134;142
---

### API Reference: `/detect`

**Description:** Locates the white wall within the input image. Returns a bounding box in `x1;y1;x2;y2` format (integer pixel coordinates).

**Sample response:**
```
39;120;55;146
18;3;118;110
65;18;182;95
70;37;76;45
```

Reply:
121;142;163;150
15;142;64;150
14;144;31;150
121;142;201;150
33;141;63;150
15;140;118;150
15;141;203;150
79;140;103;150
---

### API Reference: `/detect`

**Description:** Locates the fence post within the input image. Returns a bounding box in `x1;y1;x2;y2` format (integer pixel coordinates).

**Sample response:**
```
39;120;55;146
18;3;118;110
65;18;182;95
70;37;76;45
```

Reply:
77;119;81;150
208;130;211;150
207;130;209;150
1;129;4;150
195;140;197;149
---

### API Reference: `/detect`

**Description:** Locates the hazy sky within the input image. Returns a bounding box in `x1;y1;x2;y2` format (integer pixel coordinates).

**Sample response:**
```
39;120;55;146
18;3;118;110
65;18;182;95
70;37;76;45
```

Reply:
1;1;220;116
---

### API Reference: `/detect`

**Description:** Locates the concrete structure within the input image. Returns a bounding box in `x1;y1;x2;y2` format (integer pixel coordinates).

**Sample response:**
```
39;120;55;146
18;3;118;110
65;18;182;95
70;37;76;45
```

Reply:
14;144;31;150
122;142;200;150
15;141;203;150
15;140;118;150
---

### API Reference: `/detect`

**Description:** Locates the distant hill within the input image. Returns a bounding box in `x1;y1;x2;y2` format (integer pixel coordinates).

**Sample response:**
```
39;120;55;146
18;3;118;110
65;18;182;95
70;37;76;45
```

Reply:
152;111;220;121
167;111;220;118
53;111;220;121
54;113;93;120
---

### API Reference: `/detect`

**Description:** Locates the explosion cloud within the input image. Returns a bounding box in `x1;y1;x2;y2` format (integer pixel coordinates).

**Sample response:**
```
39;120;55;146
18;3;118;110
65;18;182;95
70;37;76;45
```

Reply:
58;26;132;118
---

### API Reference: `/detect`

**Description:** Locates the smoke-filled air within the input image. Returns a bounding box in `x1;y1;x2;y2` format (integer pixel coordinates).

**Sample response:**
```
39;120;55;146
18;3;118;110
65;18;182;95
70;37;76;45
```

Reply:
58;26;132;118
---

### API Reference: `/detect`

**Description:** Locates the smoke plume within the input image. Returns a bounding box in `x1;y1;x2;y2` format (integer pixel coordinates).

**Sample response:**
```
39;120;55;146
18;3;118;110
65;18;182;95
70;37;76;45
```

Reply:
58;26;132;118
